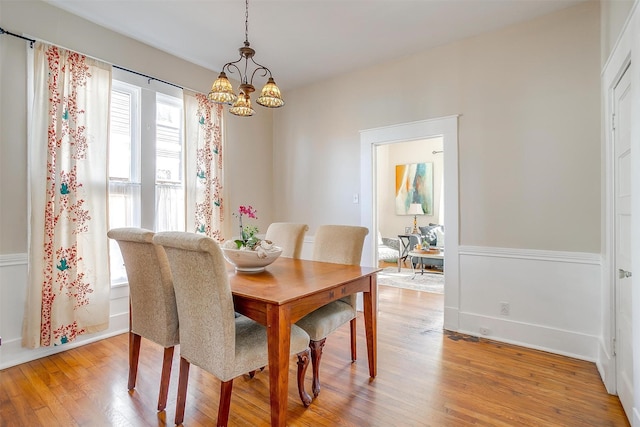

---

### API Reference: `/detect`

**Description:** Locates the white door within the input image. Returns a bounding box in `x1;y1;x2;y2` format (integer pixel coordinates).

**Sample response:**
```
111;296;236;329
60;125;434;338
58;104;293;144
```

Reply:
613;65;633;421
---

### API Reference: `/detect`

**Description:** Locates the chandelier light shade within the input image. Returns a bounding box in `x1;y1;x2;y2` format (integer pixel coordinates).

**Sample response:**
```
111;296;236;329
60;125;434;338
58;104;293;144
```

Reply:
209;72;237;104
229;93;255;117
208;0;284;117
256;77;284;108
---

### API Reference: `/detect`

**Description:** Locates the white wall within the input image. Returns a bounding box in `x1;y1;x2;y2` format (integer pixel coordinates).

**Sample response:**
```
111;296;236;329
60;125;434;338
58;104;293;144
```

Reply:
0;0;275;368
0;0;631;395
273;2;601;253
274;2;604;364
376;137;444;238
457;247;601;359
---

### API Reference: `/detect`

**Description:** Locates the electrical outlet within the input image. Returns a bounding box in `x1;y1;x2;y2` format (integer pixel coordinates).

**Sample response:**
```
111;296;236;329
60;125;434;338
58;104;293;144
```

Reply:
479;327;490;335
352;193;359;204
500;301;510;316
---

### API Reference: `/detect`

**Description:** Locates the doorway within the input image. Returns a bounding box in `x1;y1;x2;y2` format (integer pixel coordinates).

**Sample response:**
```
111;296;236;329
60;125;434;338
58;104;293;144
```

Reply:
359;116;460;330
375;138;443;269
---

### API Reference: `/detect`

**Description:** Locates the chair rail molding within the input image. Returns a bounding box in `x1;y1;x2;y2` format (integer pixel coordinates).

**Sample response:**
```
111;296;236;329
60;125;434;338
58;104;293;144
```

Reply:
0;253;28;267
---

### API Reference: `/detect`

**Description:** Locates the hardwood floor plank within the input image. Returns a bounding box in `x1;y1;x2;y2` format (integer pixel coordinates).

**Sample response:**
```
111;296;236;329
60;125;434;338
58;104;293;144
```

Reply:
0;285;629;426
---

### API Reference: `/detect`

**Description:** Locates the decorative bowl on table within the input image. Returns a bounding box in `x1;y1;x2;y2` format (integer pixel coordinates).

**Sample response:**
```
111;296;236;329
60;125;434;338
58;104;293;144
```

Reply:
221;241;282;273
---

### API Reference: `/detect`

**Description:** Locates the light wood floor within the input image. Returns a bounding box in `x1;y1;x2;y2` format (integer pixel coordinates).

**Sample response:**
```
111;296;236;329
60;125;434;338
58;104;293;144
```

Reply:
1;286;629;426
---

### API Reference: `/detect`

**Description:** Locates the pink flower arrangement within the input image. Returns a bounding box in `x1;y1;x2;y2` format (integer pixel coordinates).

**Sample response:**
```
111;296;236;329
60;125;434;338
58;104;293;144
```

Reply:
233;205;259;249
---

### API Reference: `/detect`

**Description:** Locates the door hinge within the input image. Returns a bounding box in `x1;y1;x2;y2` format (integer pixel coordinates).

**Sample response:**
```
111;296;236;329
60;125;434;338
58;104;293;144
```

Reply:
613;337;617;356
612;113;616;131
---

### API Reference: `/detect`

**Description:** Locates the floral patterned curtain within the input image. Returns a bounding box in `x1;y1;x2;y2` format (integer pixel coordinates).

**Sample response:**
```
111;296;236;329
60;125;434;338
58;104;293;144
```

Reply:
184;91;224;241
23;42;112;348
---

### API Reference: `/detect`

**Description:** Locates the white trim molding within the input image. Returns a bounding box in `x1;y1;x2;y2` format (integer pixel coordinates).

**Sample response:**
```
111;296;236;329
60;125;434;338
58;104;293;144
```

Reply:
459;245;601;265
360;115;460;330
0;253;28;267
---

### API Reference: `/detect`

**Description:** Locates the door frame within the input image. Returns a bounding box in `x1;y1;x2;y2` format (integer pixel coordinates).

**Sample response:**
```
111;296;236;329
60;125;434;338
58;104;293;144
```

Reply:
359;116;460;330
603;50;631;396
601;6;638;425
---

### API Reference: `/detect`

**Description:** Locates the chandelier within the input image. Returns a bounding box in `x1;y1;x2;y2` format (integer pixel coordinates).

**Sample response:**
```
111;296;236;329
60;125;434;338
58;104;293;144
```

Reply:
208;0;284;117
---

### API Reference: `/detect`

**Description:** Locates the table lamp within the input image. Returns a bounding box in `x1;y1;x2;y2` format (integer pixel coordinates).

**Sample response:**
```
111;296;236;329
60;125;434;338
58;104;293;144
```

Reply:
408;203;424;233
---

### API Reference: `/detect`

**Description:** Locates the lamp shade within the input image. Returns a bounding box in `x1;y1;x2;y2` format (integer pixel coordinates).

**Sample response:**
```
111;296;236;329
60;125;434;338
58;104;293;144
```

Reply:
208;72;238;104
407;203;424;215
229;93;255;117
256;77;284;108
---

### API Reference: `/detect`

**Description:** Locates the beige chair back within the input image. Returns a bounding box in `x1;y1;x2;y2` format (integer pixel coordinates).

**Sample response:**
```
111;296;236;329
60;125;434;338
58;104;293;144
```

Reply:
152;231;239;380
264;223;309;258
107;227;179;347
312;225;369;265
312;225;369;307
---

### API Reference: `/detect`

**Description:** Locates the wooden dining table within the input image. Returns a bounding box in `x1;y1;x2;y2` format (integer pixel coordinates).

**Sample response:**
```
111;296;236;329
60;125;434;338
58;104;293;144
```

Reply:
228;257;380;427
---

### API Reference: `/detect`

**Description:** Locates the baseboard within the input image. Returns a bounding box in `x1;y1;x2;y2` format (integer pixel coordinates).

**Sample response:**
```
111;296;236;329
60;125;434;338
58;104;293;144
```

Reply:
0;311;129;370
597;336;616;393
634;408;640;427
457;312;598;362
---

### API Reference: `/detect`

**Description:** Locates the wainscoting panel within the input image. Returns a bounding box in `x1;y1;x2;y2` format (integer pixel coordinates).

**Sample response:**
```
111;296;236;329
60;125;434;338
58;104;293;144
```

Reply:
300;236;315;261
2;245;604;369
455;246;602;362
0;253;129;370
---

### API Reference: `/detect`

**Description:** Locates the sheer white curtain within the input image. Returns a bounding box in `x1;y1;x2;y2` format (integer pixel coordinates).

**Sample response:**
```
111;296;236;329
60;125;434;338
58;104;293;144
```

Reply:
155;183;185;231
184;91;224;241
23;42;112;348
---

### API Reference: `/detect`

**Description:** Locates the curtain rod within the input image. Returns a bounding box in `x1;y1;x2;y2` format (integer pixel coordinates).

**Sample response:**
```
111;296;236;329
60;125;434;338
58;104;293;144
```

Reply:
0;27;35;47
1;26;183;90
113;65;182;89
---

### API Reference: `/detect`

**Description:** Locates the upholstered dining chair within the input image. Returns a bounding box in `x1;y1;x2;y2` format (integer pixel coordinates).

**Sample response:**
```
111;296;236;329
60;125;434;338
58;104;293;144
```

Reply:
295;225;369;398
264;222;309;258
106;227;179;412
152;231;312;426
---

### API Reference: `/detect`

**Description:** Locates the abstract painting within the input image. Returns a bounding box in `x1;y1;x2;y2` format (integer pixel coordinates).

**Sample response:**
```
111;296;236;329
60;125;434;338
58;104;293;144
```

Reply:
395;162;433;215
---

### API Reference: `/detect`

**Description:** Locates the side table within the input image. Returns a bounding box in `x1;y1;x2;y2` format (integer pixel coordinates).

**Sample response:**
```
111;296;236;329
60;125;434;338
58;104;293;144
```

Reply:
409;249;444;276
397;234;413;272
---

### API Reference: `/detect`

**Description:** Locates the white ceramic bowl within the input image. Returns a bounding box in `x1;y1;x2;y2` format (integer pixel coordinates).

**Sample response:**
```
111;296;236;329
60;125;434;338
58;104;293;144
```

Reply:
221;246;282;273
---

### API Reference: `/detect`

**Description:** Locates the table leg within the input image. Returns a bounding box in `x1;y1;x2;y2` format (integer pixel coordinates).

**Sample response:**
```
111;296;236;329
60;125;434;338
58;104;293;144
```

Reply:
363;274;378;378
266;304;291;427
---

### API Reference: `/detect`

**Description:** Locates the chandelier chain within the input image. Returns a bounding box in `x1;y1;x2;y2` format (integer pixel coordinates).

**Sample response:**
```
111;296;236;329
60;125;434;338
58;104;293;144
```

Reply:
245;0;249;44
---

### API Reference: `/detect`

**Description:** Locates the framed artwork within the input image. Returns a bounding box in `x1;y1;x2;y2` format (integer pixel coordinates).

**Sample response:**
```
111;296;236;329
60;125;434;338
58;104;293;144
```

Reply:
395;162;433;215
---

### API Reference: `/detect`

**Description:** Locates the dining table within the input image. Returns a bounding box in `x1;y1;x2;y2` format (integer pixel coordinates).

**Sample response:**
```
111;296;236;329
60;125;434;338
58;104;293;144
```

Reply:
228;257;380;427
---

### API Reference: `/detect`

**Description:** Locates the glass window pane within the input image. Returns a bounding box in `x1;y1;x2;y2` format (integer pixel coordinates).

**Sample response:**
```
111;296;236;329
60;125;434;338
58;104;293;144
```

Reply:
109;90;133;180
156;94;183;184
108;182;141;285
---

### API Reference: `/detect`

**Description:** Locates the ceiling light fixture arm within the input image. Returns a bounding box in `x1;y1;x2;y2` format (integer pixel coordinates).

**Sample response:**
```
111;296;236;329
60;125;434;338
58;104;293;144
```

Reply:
220;42;273;94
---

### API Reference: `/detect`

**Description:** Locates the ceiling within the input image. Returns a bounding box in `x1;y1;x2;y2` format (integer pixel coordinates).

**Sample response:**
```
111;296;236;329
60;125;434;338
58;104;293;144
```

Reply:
45;0;587;90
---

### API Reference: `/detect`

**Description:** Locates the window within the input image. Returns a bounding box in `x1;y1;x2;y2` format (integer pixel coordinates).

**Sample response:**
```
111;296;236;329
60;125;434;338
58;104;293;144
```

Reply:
108;71;185;286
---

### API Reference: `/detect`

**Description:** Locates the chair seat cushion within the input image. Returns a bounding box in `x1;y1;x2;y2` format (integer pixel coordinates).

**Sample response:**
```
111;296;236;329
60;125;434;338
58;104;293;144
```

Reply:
229;315;310;380
295;300;357;341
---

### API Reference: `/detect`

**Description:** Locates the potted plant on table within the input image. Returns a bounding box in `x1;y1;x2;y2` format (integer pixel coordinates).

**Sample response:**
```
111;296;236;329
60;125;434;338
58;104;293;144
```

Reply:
221;205;282;272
